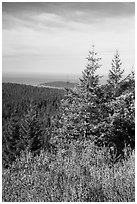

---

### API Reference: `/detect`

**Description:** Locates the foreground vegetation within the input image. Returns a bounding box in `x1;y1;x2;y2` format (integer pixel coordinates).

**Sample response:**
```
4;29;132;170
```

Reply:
2;46;135;201
2;142;135;202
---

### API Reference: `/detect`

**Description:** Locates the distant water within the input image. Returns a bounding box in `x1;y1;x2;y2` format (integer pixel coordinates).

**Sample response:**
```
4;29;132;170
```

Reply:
2;72;108;86
2;73;80;86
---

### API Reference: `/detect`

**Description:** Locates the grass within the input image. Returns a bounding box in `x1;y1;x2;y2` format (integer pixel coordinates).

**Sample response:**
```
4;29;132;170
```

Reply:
2;141;135;202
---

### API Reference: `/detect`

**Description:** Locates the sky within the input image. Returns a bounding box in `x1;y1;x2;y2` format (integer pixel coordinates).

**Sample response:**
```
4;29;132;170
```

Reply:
2;2;135;80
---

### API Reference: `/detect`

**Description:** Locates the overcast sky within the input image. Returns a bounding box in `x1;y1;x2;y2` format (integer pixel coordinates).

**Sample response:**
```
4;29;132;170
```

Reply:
2;2;135;77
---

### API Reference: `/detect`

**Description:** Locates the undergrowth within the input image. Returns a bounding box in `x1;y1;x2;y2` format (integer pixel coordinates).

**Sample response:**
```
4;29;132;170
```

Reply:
2;141;135;202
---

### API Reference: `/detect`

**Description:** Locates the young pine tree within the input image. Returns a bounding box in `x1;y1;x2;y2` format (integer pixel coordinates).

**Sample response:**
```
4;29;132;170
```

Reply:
19;105;45;154
79;45;103;138
52;45;103;146
107;50;124;95
2;117;21;167
80;44;102;91
105;52;135;153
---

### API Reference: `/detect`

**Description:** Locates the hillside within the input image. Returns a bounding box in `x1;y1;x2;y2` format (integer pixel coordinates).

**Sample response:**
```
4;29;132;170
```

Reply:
38;77;109;89
2;83;65;120
38;81;78;89
2;82;65;168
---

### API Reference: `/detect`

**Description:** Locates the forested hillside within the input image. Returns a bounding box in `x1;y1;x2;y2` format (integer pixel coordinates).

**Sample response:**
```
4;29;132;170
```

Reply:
2;83;65;167
2;83;65;121
2;47;135;202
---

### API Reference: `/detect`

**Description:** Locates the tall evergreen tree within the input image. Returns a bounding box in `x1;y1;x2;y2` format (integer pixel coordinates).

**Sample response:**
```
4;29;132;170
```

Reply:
107;50;124;92
52;45;103;146
80;44;102;91
79;45;103;138
103;52;135;152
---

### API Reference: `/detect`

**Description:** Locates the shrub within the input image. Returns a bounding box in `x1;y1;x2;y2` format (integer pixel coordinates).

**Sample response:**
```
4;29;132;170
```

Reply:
2;143;135;202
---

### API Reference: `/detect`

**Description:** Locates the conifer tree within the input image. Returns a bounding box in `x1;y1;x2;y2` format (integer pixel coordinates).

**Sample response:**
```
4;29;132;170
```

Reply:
20;105;45;154
52;45;103;145
118;69;135;96
2;117;21;167
104;52;135;152
80;44;102;91
2;104;53;167
79;45;103;138
107;50;124;92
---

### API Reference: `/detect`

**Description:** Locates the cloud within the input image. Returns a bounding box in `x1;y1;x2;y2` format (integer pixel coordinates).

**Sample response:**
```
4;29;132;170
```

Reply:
3;10;134;57
3;2;135;30
2;2;135;76
2;2;135;17
3;9;84;32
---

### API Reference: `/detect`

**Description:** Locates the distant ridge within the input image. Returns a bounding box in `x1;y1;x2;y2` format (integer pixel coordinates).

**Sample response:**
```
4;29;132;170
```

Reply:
38;81;78;89
38;75;108;89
